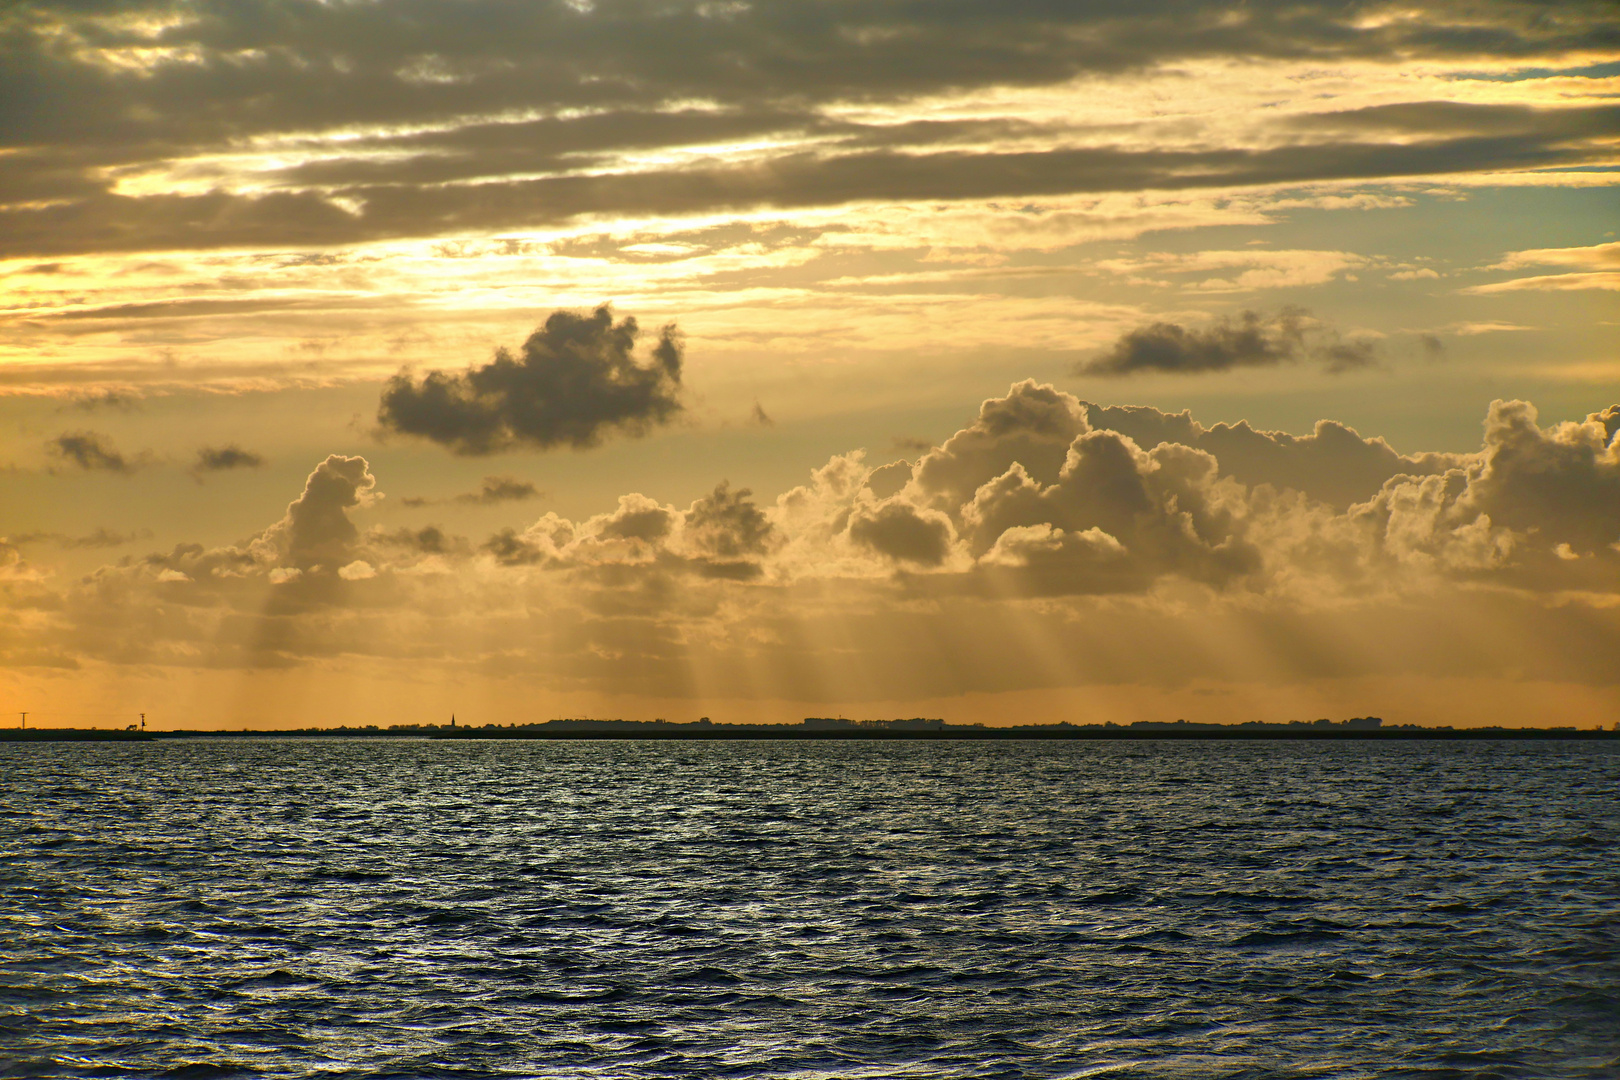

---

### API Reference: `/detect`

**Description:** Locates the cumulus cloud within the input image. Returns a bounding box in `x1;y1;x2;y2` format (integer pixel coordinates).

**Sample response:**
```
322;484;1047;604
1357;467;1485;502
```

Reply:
1082;402;1463;508
684;482;773;560
910;380;1091;512
849;500;958;567
255;455;379;568
194;444;266;474
7;384;1620;707
48;432;143;474
1079;309;1380;376
956;433;1260;592
1338;399;1620;593
1382;400;1620;553
377;306;683;455
479;481;773;579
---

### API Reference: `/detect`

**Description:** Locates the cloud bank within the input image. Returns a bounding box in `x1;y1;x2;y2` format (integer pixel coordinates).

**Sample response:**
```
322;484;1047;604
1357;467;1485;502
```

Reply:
6;383;1617;712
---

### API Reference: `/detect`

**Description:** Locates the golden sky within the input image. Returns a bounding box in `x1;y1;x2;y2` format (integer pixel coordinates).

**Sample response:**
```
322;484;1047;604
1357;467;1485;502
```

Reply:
2;0;1617;728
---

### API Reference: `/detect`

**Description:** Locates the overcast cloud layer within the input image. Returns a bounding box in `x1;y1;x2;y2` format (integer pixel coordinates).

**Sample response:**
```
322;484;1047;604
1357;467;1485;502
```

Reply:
2;1;1617;257
1;0;1616;403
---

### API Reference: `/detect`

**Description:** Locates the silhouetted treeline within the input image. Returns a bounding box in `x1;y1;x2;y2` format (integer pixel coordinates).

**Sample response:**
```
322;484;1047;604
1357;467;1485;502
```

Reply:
426;716;1617;740
4;717;1616;742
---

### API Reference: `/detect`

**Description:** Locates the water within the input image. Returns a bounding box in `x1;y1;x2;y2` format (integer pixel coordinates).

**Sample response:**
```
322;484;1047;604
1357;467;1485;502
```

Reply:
2;739;1617;1079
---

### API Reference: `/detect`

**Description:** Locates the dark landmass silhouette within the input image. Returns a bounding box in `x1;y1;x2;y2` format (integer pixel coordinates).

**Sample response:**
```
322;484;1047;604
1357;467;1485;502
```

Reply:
3;717;1616;741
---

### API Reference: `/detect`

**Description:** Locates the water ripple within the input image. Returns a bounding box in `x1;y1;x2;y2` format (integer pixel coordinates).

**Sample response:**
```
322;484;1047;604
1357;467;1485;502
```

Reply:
2;740;1617;1078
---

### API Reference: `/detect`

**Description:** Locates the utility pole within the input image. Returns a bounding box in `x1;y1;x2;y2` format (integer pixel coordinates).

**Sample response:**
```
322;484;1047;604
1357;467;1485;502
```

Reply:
19;712;25;729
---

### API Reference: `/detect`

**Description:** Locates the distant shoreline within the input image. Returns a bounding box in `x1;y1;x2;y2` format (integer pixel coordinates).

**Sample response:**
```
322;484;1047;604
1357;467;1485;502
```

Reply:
3;722;1616;742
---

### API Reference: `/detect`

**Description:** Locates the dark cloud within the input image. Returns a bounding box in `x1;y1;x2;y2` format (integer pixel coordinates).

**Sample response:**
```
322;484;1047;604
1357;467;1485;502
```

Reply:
398;477;542;508
0;1;1616;256
685;482;772;559
377;306;683;455
483;527;548;566
1080;309;1380;376
594;496;677;544
751;402;775;427
1297;101;1620;139
456;476;541;504
849;500;955;566
5;133;1614;258
48;431;141;474
369;525;465;556
194;444;266;474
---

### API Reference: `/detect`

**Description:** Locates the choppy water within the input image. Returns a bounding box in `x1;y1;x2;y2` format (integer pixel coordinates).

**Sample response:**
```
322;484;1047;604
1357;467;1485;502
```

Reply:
2;739;1617;1079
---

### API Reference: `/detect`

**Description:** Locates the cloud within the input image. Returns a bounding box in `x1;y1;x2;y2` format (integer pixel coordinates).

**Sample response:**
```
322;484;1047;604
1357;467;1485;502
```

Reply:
956;433;1260;592
255;455;379;568
7;382;1620;708
377;306;683;455
1353;400;1620;575
1444;322;1530;336
369;525;466;556
1;2;1616;260
1490;241;1620;271
456;476;541;504
849;499;957;567
194;444;266;474
478;481;774;581
1081;402;1463;509
59;390;139;413
1461;271;1620;294
48;431;142;474
910;380;1091;512
684;482;773;560
751;401;775;427
7;527;148;549
1463;241;1620;293
1079;309;1380;376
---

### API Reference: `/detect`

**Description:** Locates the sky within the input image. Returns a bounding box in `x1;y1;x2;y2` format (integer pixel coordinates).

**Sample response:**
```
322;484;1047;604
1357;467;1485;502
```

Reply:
2;0;1617;730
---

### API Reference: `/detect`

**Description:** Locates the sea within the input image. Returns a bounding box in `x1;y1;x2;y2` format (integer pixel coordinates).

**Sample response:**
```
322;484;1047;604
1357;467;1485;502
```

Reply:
2;739;1616;1079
